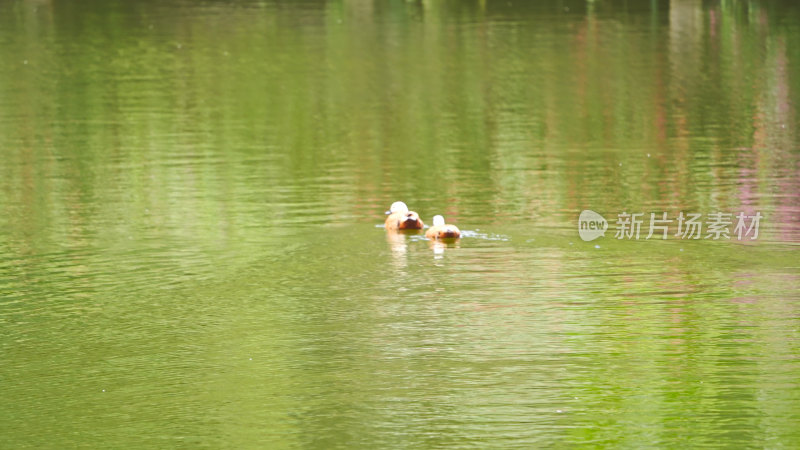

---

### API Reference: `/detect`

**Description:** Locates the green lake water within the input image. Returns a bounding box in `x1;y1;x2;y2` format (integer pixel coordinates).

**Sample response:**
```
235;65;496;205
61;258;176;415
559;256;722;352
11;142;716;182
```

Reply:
1;0;799;447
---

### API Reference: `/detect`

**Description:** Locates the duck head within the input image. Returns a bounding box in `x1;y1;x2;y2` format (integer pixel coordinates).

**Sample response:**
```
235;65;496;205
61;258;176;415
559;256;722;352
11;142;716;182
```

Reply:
386;201;409;215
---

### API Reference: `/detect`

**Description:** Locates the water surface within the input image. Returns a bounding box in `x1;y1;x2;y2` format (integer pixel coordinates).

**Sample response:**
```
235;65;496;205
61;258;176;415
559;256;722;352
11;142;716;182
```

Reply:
1;0;799;447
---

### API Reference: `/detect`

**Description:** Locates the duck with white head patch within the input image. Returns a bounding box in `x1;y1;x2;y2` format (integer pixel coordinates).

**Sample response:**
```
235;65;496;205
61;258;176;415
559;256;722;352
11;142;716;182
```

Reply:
384;201;424;231
425;215;461;240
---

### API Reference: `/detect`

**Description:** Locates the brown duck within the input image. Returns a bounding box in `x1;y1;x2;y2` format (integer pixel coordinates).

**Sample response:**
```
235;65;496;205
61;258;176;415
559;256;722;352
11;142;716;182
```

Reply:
385;201;424;231
425;215;461;240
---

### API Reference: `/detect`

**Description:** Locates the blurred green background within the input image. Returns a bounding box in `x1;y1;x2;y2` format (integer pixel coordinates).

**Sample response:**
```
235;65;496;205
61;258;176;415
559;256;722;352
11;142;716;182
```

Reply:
1;0;798;447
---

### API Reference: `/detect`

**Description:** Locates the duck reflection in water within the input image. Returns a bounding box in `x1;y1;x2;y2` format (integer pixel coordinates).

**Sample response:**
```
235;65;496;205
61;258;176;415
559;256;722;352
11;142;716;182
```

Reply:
385;230;409;268
427;237;460;260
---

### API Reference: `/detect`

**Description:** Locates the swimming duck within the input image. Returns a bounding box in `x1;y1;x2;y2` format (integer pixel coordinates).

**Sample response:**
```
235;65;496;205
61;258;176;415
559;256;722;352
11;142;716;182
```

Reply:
425;215;461;240
385;201;424;230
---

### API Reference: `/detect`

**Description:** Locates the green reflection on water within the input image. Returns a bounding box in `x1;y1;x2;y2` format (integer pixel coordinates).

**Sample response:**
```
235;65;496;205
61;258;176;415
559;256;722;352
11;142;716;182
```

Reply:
1;0;799;448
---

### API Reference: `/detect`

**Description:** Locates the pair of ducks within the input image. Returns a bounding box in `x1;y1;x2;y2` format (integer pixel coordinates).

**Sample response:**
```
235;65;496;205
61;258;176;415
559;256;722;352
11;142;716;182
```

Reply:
384;201;461;240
